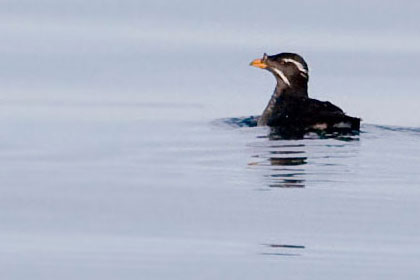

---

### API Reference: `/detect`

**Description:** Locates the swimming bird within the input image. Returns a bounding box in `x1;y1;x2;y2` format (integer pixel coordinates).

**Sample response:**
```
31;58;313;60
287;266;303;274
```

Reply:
250;52;360;132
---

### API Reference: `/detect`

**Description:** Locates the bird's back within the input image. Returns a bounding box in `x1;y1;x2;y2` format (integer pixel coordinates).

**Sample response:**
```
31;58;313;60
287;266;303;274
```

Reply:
266;96;360;131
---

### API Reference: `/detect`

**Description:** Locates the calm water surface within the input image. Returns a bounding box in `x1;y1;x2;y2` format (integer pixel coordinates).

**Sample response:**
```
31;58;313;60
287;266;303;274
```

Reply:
1;109;420;279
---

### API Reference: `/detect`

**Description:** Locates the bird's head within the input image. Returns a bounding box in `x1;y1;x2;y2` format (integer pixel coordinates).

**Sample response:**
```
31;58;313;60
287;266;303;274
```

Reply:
250;52;309;96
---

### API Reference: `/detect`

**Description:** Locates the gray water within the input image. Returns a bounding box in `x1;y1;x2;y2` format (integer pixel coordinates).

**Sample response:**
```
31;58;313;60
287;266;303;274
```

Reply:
2;0;420;279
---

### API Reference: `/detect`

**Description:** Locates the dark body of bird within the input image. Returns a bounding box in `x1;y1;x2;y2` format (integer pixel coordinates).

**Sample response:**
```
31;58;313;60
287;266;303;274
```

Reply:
263;95;360;131
250;52;360;133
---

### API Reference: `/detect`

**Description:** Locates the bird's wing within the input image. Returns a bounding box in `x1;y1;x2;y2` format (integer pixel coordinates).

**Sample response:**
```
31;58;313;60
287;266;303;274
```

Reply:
291;98;346;125
304;98;344;115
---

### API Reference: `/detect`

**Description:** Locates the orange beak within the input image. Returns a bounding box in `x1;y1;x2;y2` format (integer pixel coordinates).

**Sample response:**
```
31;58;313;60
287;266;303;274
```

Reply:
249;58;267;69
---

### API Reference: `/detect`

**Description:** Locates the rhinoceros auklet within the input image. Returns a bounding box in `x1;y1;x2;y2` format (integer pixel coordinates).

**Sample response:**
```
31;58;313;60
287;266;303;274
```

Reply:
250;52;360;131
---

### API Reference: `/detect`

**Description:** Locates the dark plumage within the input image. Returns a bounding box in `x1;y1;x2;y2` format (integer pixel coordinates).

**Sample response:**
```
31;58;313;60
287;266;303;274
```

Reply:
250;52;360;132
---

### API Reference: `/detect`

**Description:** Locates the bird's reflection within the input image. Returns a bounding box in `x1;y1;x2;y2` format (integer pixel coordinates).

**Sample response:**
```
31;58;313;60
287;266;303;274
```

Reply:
249;140;308;188
249;127;359;188
267;149;307;188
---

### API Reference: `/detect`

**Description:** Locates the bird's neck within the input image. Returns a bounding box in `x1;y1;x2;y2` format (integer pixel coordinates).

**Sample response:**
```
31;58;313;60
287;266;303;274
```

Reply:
257;81;308;126
276;79;308;98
